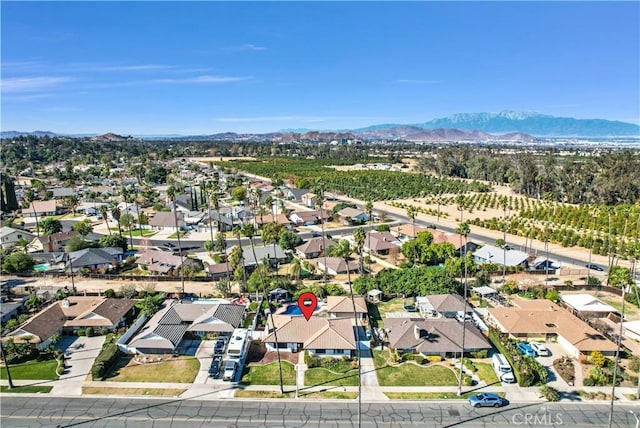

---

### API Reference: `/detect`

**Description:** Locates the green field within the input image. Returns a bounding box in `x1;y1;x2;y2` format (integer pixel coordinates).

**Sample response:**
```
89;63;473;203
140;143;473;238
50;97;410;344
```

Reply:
240;361;296;385
0;360;59;381
373;350;458;386
105;357;199;383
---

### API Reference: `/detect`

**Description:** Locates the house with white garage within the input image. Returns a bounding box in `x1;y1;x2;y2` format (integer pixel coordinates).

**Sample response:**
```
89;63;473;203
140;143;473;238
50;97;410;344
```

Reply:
0;226;35;250
473;244;529;268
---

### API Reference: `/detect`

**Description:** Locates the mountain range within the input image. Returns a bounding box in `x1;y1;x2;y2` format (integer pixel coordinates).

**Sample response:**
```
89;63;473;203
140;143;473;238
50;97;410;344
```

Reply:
2;111;638;140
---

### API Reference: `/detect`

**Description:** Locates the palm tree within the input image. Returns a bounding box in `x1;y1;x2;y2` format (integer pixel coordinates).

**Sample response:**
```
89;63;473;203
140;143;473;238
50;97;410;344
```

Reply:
406;205;416;238
499;196;509;284
330;239;361;425
455;221;471;396
314;185;329;284
606;266;632;428
290;257;302;281
167;186;185;294
588;207;599;285
99;205;111;236
241;221;285;394
22;191;39;237
65;195;79;216
354;226;366;275
365;200;374;274
122;187;135;251
110;205;122;236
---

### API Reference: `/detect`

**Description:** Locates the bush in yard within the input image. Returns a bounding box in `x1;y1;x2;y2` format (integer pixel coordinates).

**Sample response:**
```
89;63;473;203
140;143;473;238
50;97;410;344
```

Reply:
463;374;474;386
426;355;442;362
76;328;85;336
104;289;116;298
540;385;561;402
100;327;109;336
85;327;94;337
470;349;488;359
90;343;120;380
583;377;595;386
305;352;321;369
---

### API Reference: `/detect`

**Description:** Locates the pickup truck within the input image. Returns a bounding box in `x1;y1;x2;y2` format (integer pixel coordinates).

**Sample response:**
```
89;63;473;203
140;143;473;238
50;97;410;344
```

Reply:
222;360;237;381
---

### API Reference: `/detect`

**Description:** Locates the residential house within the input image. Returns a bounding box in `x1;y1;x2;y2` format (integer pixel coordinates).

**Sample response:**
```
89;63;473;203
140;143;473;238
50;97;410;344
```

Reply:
622;320;640;341
229;244;288;269
136;249;186;275
207;262;234;280
208;211;234;232
560;294;618;319
289;210;329;226
473;245;529;268
0;226;35;250
487;297;618;359
431;230;478;254
295;237;336;259
301;192;317;208
0;300;24;324
530;257;559;273
263;315;356;357
254;213;291;229
416;294;470;318
364;231;400;256
7;297;135;348
385;317;491;358
23;200;59;217
282;187;310;202
51;187;76;199
326;295;368;321
126;300;246;354
148;211;185;231
337;207;369;225
30;230;80;253
317;257;358;276
68;247;123;272
390;223;428;242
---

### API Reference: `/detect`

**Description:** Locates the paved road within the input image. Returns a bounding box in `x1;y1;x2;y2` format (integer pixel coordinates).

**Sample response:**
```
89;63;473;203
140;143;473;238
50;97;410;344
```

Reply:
1;396;637;427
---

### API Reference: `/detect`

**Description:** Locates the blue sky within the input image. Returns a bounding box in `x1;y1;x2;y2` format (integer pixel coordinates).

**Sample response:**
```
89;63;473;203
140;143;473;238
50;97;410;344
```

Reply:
2;1;639;135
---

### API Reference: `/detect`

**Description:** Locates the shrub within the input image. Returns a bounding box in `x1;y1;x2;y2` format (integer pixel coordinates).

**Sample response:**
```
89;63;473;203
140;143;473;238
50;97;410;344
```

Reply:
426;355;442;362
104;289;116;298
85;327;94;337
463;374;474;386
470;349;488;359
540;385;561;402
90;343;120;380
583;377;595;386
100;327;109;336
76;329;85;336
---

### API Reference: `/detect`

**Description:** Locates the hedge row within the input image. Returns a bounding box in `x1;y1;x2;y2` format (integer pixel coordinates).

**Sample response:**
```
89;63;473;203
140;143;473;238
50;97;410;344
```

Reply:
90;343;120;380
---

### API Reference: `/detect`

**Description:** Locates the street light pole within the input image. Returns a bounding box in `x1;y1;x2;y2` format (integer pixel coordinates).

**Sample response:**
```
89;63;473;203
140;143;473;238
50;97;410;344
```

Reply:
0;342;15;389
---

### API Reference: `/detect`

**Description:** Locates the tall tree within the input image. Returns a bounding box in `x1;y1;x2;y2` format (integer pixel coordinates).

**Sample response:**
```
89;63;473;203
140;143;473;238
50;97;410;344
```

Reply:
354;226;366;275
99;205;111;236
110;205;122;236
365;200;374;274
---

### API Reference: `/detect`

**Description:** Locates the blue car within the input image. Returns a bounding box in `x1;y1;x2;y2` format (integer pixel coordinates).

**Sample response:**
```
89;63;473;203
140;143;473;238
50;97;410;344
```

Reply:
516;341;536;357
468;393;508;408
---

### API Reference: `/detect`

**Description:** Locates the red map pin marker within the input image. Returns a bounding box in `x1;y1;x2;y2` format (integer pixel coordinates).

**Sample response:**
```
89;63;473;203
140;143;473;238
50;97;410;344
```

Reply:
297;292;318;321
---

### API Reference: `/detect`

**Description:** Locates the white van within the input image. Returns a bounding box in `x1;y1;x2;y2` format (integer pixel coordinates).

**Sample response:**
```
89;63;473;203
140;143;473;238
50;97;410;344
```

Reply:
491;353;516;383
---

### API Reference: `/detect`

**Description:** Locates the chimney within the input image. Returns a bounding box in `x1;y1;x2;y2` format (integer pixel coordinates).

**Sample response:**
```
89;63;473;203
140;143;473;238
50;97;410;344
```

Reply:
414;325;422;339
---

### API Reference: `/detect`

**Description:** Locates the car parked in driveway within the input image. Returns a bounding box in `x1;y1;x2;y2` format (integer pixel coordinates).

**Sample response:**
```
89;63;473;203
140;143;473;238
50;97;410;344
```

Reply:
222;360;237;381
468;393;508;408
530;342;551;357
209;356;222;378
516;341;536;357
586;263;604;271
213;337;228;355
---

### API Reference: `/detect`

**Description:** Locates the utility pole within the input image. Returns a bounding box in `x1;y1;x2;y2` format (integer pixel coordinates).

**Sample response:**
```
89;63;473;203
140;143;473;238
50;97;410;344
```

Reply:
0;342;15;389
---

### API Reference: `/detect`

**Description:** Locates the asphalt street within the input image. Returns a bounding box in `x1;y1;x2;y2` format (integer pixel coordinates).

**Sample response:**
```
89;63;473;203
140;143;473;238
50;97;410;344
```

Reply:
1;396;638;428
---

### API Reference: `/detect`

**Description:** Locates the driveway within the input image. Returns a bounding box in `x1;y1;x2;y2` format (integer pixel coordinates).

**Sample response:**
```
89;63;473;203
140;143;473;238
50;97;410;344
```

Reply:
51;335;105;395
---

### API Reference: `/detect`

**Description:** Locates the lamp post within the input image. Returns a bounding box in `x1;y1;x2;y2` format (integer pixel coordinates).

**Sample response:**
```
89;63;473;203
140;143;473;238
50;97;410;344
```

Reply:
0;341;15;389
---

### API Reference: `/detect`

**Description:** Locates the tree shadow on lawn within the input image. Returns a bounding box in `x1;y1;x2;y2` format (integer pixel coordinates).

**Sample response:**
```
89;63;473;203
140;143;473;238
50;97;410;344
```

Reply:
103;355;134;380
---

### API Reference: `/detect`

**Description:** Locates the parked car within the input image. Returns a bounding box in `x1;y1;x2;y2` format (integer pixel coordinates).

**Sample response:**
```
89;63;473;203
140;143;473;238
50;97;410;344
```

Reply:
311;231;322;237
530;342;550;357
586;263;604;272
163;242;176;249
213;337;228;355
468;393;508;408
222;360;237;381
516;341;536;357
209;356;222;378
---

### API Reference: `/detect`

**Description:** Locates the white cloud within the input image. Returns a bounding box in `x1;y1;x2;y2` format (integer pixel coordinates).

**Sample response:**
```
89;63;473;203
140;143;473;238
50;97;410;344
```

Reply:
1;76;74;93
224;43;267;52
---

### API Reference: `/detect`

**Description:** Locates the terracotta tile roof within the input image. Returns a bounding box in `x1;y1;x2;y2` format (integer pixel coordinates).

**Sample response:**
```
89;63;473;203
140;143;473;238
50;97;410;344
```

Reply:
27;200;57;214
488;298;617;353
391;224;428;238
263;316;356;350
327;296;367;314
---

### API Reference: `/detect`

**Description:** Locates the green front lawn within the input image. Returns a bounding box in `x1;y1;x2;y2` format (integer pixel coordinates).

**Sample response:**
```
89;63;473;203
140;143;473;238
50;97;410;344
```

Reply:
128;229;158;237
385;391;505;400
240;361;296;385
373;350;458;386
0;360;59;380
305;368;358;386
105;357;199;383
0;385;53;393
167;231;187;239
474;362;499;385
